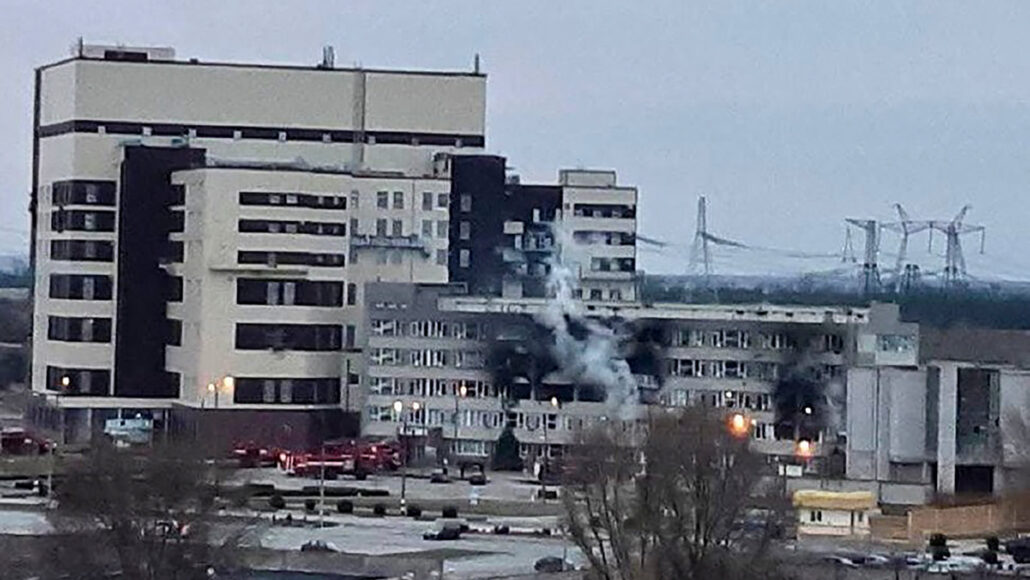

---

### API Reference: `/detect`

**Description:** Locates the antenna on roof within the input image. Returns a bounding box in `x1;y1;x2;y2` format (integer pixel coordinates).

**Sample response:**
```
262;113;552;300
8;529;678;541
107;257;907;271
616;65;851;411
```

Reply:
320;45;335;69
473;53;481;74
70;37;84;57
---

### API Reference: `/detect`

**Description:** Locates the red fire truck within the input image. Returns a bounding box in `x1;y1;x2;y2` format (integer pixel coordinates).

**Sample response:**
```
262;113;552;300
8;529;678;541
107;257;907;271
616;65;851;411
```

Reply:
277;439;401;480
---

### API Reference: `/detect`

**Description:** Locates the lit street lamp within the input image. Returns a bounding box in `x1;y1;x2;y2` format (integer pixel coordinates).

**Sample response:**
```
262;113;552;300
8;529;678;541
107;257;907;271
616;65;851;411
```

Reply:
540;396;560;499
394;400;421;507
452;383;468;464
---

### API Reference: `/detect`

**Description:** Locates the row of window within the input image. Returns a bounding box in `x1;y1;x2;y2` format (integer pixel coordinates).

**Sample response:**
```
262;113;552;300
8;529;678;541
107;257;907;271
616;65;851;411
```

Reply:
235;323;353;352
670;329;845;352
362;247;448;267
589;257;636;273
233;377;341;405
51;180;116;206
239;219;347;237
50;240;114;262
366;405;590;433
572;231;635;246
47;316;112;343
45;366;110;396
369;347;486;368
49;274;113;300
237;279;354;307
369;320;487;339
368;377;496;398
237;251;346;268
668;359;782;380
51;209;116;233
572;203;635;219
239;191;347;210
238;189;451;212
665;388;773;411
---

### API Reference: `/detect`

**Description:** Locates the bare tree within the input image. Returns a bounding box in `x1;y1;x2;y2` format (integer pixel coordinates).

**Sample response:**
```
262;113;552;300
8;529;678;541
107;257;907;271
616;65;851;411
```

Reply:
44;439;238;579
563;405;789;580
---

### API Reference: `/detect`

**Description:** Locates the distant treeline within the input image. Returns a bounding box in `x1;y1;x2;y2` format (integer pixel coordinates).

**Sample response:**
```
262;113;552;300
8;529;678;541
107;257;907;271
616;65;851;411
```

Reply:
0;270;30;288
641;278;1030;330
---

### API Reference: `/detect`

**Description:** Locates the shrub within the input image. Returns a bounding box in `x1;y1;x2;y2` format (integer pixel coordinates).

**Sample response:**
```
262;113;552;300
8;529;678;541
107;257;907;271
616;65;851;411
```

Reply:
407;505;422;518
983;551;999;565
268;494;286;510
491;426;524;471
336;499;354;514
442;506;458;519
929;533;948;547
987;536;1001;552
304;499;317;513
372;503;387;517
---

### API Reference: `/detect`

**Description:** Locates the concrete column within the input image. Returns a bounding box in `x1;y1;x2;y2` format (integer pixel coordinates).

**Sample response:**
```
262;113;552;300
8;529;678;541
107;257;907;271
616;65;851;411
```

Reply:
936;362;959;495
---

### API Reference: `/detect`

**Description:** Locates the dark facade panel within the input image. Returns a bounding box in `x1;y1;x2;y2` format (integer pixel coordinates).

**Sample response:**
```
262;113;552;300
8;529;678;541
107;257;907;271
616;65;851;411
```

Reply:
113;145;205;398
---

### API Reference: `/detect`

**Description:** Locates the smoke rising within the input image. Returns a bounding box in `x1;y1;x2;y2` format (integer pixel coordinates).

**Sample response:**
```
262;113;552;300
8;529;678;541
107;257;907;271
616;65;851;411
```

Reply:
535;224;640;419
771;329;845;442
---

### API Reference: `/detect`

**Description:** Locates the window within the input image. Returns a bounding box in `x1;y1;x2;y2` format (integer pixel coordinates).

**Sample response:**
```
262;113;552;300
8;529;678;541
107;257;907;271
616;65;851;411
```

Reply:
45;366;110;396
460;194;472;212
878;334;915;353
167;319;182;346
437;193;449;208
236;279;342;307
377;191;389;209
422;191;433;210
234;324;342;351
589;289;603;300
376;219;388;237
51;210;116;232
459;221;471;240
237;251;345;268
350;218;359;236
50;240;114;262
51;180;116;206
459;249;470;268
370;320;399;336
422;220;433;237
393;191;404;209
391;220;403;237
437;220;449;238
234;377;339;405
48;316;112;343
49;274;113;300
238;192;345;210
350;190;359;209
809;510;823;523
436;249;447;265
610;289;622;301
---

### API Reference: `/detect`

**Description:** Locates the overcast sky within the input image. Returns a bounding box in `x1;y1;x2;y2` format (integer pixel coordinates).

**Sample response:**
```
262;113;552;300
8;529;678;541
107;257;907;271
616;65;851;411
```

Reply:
2;1;1030;277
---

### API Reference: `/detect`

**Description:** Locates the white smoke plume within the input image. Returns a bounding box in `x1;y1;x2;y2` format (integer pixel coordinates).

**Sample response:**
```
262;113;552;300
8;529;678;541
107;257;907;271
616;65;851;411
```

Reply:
535;223;639;419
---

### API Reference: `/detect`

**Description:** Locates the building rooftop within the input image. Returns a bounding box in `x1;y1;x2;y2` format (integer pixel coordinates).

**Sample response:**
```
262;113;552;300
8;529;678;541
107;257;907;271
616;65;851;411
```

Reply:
920;327;1030;368
438;295;870;324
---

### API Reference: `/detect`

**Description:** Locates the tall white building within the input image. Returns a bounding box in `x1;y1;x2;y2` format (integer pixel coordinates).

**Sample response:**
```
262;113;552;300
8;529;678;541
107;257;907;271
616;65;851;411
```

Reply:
30;44;485;445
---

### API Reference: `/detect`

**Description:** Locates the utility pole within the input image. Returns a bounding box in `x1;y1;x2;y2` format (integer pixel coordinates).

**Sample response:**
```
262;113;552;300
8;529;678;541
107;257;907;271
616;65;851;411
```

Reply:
844;218;880;294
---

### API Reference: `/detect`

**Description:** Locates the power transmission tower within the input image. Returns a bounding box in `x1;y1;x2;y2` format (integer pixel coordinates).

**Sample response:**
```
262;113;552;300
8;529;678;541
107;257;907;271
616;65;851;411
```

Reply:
880;204;931;293
930;205;985;288
844;218;880;294
688;196;712;277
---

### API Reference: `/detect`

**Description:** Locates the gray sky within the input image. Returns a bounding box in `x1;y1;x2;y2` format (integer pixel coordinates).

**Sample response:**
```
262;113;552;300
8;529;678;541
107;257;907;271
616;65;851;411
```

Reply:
3;1;1030;278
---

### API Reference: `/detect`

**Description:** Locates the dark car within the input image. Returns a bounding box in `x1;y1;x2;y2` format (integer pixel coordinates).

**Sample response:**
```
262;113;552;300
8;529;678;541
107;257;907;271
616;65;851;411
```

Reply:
300;540;338;552
468;473;488;486
430;470;452;484
1007;537;1030;563
534;556;565;573
423;522;463;541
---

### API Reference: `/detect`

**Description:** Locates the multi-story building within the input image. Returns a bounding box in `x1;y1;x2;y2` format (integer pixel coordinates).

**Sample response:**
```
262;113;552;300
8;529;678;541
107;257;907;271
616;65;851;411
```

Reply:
847;326;1030;504
29;44;485;445
447;155;639;302
362;281;915;469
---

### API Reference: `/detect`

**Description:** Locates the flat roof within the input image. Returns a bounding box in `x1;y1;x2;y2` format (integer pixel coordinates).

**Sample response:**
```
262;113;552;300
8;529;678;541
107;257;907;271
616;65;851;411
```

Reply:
438;296;869;324
39;55;485;79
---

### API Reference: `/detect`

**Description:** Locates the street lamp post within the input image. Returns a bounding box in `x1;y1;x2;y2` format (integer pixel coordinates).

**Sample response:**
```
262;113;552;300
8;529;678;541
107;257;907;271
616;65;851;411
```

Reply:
207;376;234;497
540;396;559;500
394;400;421;509
453;383;467;464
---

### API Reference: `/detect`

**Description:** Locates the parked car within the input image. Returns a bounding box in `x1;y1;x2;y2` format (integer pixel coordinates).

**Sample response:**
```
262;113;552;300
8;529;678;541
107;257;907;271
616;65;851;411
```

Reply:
1007;537;1030;563
423;521;463;541
300;540;338;552
468;473;488;485
534;556;565;573
923;558;983;574
822;555;859;568
429;470;452;484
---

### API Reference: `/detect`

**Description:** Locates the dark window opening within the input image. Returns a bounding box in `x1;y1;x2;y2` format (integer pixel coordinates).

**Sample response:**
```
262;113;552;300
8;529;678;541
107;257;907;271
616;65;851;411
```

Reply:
235;323;342;352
